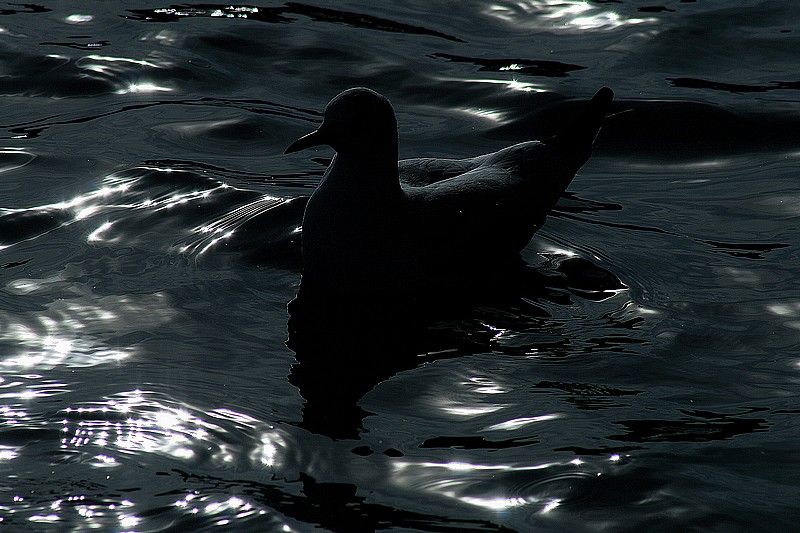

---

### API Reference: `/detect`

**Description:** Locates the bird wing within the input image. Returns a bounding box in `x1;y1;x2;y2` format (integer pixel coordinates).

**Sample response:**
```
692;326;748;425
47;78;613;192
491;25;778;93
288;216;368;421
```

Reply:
403;162;543;255
398;156;486;187
400;139;576;257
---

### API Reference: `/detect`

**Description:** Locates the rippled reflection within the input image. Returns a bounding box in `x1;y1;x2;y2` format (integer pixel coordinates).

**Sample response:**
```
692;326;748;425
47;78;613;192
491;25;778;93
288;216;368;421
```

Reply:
65;14;93;24
0;447;18;460
77;54;174;94
119;82;172;94
766;301;800;330
152;6;262;19
484;414;561;431
174;493;268;526
0;148;36;173
432;374;514;418
182;195;288;256
2;493;142;529
456;106;508;124
59;390;287;470
1;279;172;369
0;166;292;261
438;75;544;93
1;386;285;528
486;0;657;30
391;457;600;512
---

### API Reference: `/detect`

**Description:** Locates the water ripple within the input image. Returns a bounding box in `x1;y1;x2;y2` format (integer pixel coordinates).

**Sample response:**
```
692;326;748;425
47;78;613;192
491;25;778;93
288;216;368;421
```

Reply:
0;164;304;265
1;279;172;370
59;389;289;469
390;455;619;513
484;0;658;31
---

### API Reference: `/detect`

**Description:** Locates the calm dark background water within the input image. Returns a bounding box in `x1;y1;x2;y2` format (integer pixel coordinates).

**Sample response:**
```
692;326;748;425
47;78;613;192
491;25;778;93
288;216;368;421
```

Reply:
1;1;799;531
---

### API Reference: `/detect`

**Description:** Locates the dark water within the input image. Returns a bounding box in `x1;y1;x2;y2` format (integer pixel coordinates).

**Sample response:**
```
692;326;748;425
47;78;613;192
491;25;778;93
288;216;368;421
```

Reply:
1;1;799;531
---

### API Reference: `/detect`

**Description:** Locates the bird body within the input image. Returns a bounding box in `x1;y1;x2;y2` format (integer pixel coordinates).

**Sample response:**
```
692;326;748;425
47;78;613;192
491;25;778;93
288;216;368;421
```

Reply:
285;87;613;297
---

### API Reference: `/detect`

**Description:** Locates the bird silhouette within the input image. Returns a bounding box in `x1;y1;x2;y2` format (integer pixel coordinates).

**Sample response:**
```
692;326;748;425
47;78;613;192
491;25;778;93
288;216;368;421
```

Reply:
285;86;613;298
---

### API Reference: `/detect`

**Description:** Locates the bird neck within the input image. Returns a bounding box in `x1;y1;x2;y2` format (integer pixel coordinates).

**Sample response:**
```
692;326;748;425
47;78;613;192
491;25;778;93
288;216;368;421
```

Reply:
325;145;403;199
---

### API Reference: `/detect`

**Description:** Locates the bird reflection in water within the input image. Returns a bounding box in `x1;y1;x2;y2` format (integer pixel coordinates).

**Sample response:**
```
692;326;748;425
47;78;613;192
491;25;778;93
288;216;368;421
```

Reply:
287;257;625;441
283;86;620;440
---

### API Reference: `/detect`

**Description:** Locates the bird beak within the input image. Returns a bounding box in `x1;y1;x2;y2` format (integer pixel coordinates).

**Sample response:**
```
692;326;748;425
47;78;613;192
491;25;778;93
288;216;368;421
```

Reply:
284;129;326;154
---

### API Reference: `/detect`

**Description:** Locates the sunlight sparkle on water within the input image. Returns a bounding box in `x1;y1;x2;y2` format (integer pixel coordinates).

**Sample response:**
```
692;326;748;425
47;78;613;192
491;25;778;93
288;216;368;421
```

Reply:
119;82;173;94
467;375;508;394
0;448;18;460
456;107;507;124
437;76;543;93
154;408;191;428
391;459;570;512
119;514;140;528
227;497;244;509
48;337;72;355
84;54;163;69
257;440;279;467
486;1;656;30
542;499;561;513
65;14;93;24
458;495;529;510
88;221;114;242
766;302;800;317
484;413;560;431
440;403;505;417
29;514;60;523
150;6;261;18
185;195;286;256
19;389;38;400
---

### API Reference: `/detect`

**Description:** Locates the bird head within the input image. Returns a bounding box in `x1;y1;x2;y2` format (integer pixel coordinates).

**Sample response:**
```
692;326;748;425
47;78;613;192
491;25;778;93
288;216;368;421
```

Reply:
285;87;398;155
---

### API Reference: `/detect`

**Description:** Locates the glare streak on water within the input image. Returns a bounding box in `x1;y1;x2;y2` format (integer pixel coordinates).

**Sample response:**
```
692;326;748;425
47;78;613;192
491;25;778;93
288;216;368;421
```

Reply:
483;413;561;431
0;166;289;259
436;75;544;93
1;277;172;370
185;194;286;256
390;457;600;512
455;106;508;124
64;14;93;24
81;54;165;71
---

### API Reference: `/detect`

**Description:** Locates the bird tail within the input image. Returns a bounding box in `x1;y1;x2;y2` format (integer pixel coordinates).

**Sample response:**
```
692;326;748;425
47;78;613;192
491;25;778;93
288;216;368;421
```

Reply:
544;87;614;161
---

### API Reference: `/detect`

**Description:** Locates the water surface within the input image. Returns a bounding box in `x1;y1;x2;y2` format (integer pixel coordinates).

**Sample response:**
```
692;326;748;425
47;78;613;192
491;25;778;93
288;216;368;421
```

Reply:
1;1;799;531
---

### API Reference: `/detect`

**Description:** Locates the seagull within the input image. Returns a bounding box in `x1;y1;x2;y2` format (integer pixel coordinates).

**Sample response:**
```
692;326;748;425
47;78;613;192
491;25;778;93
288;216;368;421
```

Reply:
285;86;613;298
